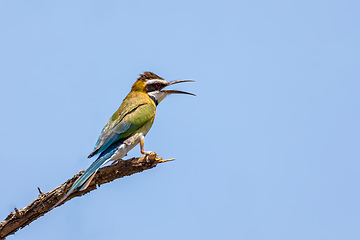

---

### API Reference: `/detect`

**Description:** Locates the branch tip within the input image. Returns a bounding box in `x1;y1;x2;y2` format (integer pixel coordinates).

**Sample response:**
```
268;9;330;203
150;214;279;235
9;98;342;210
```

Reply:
156;158;175;163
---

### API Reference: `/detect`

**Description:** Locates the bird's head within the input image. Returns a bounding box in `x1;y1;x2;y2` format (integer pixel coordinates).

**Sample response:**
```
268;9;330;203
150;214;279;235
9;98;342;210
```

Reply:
132;72;195;105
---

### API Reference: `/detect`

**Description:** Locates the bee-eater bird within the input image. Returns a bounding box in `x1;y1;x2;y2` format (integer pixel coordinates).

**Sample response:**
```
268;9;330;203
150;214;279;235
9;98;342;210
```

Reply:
54;72;195;207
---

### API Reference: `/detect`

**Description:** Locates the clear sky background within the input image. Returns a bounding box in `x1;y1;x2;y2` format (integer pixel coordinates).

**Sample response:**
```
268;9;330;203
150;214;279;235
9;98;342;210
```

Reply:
0;1;359;239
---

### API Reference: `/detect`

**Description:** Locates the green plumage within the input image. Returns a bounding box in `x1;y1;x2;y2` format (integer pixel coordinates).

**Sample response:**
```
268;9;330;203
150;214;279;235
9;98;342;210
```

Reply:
88;91;156;158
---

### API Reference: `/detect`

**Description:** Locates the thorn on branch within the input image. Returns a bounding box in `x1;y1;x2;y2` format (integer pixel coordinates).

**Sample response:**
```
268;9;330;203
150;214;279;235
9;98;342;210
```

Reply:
14;208;20;218
37;187;44;196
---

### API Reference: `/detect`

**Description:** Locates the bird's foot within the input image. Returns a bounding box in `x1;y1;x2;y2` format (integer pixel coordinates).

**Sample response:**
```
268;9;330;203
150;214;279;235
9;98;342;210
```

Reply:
141;150;154;156
141;152;175;165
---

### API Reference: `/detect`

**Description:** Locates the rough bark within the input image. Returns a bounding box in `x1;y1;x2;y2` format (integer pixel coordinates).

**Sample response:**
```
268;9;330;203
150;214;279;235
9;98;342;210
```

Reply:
0;153;171;239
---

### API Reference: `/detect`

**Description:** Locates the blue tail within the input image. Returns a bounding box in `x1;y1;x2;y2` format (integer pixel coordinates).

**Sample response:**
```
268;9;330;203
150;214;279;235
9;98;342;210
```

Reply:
70;156;108;192
53;154;110;208
53;139;125;208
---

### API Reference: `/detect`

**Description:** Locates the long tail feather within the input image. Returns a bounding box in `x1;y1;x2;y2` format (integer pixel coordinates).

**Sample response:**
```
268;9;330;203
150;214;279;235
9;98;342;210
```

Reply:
53;155;109;208
53;138;128;209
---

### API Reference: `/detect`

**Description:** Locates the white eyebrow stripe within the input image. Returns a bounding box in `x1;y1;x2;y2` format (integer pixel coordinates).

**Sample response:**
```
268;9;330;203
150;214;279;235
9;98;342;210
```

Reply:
145;79;168;85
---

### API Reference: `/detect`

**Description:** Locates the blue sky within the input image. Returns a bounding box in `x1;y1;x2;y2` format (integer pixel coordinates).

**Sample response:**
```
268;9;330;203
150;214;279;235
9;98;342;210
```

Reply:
1;1;359;239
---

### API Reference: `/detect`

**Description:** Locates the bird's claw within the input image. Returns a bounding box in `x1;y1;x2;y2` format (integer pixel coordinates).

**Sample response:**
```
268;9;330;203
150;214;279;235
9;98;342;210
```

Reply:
143;151;155;156
143;151;175;163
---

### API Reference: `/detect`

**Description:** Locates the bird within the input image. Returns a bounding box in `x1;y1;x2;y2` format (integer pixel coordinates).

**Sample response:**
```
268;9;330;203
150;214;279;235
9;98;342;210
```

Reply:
54;72;195;207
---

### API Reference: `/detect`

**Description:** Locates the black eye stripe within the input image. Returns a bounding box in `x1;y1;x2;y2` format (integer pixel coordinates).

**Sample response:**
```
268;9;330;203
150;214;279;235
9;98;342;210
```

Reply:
145;82;162;92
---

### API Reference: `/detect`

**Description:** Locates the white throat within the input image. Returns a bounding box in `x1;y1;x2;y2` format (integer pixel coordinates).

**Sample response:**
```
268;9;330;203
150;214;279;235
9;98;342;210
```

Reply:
148;91;168;106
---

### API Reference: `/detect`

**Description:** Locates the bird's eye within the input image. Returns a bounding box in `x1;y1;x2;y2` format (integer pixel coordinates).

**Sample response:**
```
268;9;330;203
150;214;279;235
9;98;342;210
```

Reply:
155;83;160;89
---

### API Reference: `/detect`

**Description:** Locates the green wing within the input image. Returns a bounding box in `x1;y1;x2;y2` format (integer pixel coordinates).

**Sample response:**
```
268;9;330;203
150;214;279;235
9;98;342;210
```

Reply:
88;99;156;158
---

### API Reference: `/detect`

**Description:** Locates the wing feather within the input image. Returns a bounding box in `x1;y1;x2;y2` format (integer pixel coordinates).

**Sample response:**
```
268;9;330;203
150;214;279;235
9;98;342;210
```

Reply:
88;96;155;158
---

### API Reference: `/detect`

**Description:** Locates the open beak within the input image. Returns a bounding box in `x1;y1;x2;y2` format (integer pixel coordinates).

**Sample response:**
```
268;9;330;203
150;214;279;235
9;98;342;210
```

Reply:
161;80;196;96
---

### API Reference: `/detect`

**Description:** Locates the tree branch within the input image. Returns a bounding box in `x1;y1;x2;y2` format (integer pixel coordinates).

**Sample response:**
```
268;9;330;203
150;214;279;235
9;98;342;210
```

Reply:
0;153;172;239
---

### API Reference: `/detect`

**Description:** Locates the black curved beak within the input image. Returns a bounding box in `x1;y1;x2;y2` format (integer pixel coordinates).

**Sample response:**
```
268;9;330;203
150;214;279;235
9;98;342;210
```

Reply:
162;80;196;96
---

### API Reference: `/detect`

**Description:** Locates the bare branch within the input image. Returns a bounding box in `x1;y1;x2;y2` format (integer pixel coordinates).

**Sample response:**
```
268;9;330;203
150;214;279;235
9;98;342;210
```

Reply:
0;153;172;239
